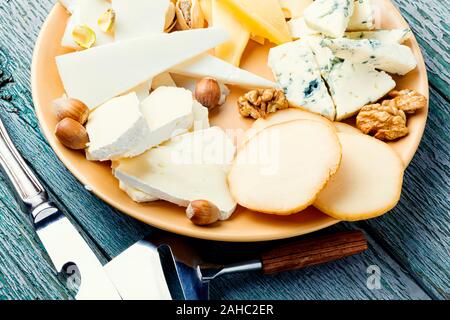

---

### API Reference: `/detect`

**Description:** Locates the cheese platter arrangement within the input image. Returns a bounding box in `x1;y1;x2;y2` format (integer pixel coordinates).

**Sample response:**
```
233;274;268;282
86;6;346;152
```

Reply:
32;0;428;241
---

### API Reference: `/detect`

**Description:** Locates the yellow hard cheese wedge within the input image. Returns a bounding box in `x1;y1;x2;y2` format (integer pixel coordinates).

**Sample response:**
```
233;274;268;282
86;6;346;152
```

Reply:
212;0;250;66
221;0;291;45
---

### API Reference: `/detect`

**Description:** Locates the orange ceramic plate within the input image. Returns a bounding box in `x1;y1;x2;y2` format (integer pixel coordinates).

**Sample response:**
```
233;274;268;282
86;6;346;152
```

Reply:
32;0;428;242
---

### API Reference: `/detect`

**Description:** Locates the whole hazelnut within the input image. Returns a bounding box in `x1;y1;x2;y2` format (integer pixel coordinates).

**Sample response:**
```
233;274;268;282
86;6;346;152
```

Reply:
194;78;222;110
55;118;89;150
53;97;90;125
186;200;220;226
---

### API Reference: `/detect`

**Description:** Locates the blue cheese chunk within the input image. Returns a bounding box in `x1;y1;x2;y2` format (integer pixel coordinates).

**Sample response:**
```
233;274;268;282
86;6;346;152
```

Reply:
304;36;339;78
288;17;320;39
344;29;412;44
323;38;417;75
305;36;395;120
304;0;354;38
347;0;374;31
326;60;396;120
268;40;336;120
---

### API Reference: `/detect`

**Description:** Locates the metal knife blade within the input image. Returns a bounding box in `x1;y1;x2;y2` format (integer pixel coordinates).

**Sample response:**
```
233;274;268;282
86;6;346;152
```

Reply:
0;117;121;300
35;205;121;300
103;240;172;300
104;236;209;300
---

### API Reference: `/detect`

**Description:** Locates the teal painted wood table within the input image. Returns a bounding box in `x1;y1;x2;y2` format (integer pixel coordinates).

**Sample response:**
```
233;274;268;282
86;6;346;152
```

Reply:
0;0;448;300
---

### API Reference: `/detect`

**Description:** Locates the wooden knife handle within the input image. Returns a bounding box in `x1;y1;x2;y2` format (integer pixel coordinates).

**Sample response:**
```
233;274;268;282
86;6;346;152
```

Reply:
261;231;367;274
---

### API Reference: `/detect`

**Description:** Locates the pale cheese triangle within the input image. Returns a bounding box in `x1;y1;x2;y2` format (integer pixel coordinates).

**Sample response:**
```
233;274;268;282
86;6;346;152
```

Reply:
171;53;275;88
115;127;237;219
56;28;229;109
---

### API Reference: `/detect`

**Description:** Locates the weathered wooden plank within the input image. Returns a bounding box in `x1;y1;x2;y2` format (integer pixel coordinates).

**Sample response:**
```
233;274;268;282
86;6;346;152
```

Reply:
392;0;450;98
359;87;450;300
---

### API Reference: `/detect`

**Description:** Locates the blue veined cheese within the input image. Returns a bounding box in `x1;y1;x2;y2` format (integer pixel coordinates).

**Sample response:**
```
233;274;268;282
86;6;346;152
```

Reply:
326;60;396;120
347;0;374;31
305;36;395;120
344;29;412;44
268;40;336;120
304;36;339;78
303;0;354;38
288;17;320;39
322;38;417;75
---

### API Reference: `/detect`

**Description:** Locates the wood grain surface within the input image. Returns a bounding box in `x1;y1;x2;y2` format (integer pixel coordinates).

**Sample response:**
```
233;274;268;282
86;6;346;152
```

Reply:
0;0;448;300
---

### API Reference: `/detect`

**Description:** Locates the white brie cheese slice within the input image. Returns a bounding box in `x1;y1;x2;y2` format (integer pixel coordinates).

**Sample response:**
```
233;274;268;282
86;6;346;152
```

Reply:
114;127;237;219
171;54;275;89
347;0;374;31
86;92;149;161
268;40;336;120
323;37;417;75
192;101;210;131
56;28;229;109
304;0;354;38
119;181;159;202
126;87;194;156
127;81;152;101
61;0;113;49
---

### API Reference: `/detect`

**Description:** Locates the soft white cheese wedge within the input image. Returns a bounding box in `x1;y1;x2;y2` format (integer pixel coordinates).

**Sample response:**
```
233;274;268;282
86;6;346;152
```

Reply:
268;40;336;120
323;38;417;75
288;17;320;39
126;87;194;156
86;92;149;161
347;0;374;31
56;28;229;109
171;54;276;89
126;81;152;101
61;0;113;49
119;181;159;202
344;29;412;44
327;60;396;120
304;0;354;38
192;101;210;131
112;0;169;41
114;127;237;220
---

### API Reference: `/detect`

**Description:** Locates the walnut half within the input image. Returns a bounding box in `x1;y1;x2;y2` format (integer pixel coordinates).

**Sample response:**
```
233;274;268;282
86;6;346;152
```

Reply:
356;104;409;141
384;89;427;114
238;88;288;119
